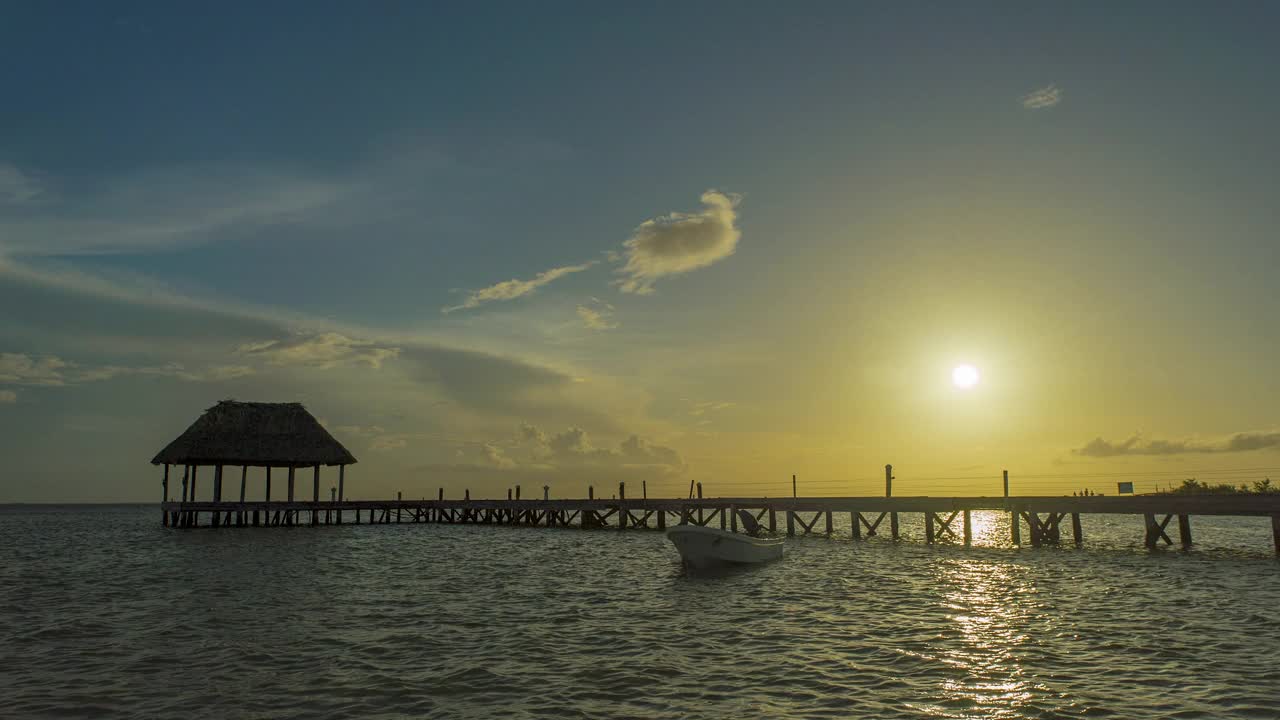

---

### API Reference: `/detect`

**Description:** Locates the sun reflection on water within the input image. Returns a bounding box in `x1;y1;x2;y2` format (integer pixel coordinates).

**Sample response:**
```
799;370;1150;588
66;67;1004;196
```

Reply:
921;545;1039;718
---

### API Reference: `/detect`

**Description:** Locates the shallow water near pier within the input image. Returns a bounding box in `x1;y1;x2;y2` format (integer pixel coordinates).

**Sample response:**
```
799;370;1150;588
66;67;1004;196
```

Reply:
3;504;1279;719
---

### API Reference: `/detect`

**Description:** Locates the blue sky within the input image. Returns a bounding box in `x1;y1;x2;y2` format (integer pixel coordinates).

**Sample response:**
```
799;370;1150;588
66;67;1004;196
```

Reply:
3;3;1279;501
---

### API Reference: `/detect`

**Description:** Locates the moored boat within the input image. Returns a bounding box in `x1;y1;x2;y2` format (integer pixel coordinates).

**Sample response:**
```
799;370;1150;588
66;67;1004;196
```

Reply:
666;523;784;569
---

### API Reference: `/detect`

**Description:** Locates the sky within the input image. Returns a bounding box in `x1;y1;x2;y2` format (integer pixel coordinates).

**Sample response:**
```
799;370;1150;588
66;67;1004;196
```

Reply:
3;2;1279;502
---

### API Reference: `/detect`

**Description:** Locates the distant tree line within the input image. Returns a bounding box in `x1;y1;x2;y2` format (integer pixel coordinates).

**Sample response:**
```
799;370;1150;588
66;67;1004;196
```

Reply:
1156;478;1275;495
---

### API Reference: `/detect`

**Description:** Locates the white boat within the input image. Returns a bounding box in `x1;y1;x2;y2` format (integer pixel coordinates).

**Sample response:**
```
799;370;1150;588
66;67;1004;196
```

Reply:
666;524;784;569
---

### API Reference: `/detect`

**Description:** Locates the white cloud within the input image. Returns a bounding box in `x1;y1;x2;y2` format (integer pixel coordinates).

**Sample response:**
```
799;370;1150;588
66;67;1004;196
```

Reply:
0;353;71;385
443;262;596;313
576;298;617;330
0;164;43;205
0;390;16;403
616;190;742;294
236;332;400;369
1022;84;1062;110
514;422;683;471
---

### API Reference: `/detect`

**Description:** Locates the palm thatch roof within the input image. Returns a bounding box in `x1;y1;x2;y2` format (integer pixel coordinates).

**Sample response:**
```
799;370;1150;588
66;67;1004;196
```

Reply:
151;401;357;467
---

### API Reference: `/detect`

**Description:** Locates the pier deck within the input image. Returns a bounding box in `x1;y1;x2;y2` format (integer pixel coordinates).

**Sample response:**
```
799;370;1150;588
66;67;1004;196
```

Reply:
161;494;1280;553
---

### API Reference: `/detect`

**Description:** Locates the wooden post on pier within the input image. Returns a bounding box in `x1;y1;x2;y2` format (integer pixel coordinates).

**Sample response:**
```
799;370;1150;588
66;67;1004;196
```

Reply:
769;508;777;533
619;482;625;500
516;485;521;500
924;512;934;544
825;510;833;536
642;480;647;499
1072;513;1084;546
786;510;795;536
792;474;797;498
730;506;738;533
1178;515;1192;548
543;486;549;501
588;486;594;500
850;512;861;539
696;482;703;525
438;488;444;501
397;492;402;522
886;465;899;540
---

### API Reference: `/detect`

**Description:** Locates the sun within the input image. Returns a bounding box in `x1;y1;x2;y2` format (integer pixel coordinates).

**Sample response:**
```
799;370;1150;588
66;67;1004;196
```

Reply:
952;364;980;389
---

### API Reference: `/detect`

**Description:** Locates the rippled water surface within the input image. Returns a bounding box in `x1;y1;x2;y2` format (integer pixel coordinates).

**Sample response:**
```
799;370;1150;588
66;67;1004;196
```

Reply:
3;505;1280;719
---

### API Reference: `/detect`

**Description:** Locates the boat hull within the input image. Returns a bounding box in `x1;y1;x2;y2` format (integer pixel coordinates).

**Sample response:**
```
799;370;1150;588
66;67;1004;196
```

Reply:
666;525;784;569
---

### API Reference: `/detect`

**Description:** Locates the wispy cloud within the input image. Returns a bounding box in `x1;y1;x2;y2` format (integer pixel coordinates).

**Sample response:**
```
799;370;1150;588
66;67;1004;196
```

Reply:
0;390;16;404
1074;431;1280;457
616;190;742;295
0;162;353;257
236;332;400;369
576;298;617;330
443;262;597;313
438;422;684;474
0;164;43;205
684;399;735;417
1022;84;1062;110
0;351;254;386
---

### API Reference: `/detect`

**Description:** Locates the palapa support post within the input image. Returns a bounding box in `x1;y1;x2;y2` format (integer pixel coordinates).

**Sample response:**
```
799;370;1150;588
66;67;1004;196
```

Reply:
1178;515;1192;548
161;464;170;526
212;465;223;528
312;465;320;526
338;465;345;502
1072;513;1084;546
287;467;295;502
238;465;247;526
963;510;972;546
696;482;703;525
397;491;403;523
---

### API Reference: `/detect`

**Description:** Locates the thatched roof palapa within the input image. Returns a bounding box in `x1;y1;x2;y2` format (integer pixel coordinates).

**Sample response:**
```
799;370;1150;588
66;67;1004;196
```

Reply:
151;400;357;467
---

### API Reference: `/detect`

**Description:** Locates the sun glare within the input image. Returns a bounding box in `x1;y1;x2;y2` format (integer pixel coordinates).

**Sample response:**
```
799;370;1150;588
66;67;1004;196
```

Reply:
952;364;980;389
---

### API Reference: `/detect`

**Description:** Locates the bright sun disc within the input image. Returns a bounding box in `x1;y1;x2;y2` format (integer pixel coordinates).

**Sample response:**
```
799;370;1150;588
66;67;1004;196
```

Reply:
952;364;979;389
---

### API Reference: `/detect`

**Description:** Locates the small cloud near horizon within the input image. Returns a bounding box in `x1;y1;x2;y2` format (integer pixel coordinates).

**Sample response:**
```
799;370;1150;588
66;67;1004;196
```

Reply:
1074;430;1280;457
1022;84;1062;110
0;389;16;403
576;298;618;330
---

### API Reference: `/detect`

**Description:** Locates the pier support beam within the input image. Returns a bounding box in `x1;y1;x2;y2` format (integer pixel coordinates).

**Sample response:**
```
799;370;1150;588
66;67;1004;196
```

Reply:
1272;514;1280;555
1178;514;1192;548
1071;513;1083;546
963;510;972;547
1011;510;1021;546
850;512;861;539
1144;513;1174;549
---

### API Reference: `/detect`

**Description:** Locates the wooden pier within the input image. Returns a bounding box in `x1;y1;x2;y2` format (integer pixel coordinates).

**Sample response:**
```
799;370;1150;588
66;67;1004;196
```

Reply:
160;493;1280;553
149;404;1280;553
